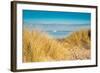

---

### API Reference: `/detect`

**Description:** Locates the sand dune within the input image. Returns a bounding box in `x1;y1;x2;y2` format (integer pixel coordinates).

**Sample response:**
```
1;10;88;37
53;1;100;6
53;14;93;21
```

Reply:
23;28;91;62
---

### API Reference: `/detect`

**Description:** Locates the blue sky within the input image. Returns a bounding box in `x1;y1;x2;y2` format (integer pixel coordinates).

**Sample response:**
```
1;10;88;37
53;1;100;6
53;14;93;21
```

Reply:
23;10;91;25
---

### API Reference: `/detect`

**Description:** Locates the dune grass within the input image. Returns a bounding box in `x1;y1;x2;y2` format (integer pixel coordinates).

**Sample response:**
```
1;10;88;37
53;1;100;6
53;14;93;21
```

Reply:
61;30;91;59
23;29;73;62
63;30;90;48
23;28;91;62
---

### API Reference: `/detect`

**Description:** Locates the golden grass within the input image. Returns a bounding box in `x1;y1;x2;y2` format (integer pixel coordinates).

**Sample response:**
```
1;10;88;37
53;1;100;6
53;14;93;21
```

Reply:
23;29;73;62
62;30;91;59
63;30;90;47
23;28;91;62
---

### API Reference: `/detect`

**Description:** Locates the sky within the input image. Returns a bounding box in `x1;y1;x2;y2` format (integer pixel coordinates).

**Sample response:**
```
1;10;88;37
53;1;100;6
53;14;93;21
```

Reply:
23;10;91;25
23;10;91;33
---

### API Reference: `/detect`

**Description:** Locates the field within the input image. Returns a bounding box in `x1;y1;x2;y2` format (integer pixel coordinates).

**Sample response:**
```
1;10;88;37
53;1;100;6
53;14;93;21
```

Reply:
23;28;91;62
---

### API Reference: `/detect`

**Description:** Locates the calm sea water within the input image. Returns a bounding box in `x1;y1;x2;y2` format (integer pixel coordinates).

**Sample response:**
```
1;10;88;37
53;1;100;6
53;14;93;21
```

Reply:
25;23;90;39
47;31;72;39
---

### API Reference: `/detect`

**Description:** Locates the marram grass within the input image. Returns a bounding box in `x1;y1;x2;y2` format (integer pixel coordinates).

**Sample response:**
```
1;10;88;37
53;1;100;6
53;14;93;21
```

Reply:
23;28;91;62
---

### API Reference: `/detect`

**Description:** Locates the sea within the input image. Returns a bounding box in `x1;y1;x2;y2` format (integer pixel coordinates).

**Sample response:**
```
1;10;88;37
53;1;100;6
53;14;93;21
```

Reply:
24;23;90;39
47;31;72;39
